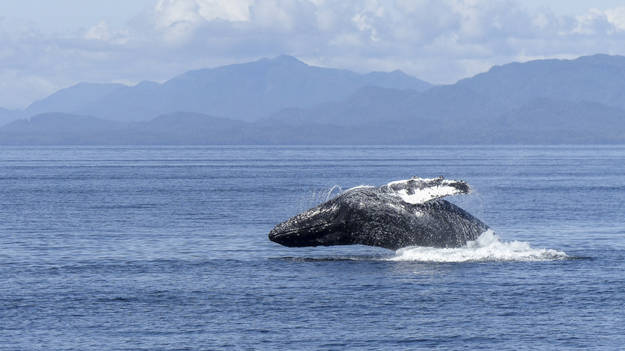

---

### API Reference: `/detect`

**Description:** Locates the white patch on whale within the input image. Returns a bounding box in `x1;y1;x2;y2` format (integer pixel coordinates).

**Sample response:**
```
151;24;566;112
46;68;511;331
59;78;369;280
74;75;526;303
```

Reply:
392;185;462;204
383;176;470;204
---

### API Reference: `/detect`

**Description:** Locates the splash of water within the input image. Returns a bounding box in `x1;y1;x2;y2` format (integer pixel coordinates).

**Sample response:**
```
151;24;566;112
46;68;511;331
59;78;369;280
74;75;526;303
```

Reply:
296;185;345;213
324;185;343;201
388;230;568;262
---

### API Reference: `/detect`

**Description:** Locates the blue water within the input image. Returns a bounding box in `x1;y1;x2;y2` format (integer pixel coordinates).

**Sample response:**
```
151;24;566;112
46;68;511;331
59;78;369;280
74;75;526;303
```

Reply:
1;145;624;350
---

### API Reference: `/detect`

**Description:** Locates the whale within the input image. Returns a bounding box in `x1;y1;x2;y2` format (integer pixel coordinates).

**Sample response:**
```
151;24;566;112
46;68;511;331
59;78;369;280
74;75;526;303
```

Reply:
268;177;489;250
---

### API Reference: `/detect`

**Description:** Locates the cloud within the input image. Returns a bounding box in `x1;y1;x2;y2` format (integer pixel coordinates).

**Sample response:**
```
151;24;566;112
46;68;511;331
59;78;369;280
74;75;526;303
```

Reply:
84;21;129;44
147;0;255;43
4;0;625;108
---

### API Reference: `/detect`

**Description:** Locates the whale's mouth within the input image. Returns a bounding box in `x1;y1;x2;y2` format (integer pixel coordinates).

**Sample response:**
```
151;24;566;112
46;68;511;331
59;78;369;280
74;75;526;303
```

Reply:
269;223;337;247
269;201;346;247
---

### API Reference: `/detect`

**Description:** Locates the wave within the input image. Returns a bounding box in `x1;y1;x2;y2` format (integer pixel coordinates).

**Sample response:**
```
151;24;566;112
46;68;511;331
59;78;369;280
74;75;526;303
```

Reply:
388;230;568;262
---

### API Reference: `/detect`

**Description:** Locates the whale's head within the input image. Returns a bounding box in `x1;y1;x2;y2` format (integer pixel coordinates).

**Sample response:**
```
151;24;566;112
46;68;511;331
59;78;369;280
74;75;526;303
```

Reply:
268;199;353;247
268;187;395;247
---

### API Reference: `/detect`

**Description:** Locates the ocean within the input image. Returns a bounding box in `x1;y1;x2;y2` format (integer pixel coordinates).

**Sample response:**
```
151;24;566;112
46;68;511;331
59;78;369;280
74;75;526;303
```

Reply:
1;145;624;350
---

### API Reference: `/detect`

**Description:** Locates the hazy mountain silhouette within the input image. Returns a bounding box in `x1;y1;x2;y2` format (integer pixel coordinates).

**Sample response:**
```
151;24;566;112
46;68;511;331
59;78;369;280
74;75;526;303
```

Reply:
485;98;625;143
21;55;431;122
262;54;625;143
2;54;625;144
455;54;625;109
0;113;125;145
26;83;126;117
0;112;370;145
266;84;506;128
0;112;247;145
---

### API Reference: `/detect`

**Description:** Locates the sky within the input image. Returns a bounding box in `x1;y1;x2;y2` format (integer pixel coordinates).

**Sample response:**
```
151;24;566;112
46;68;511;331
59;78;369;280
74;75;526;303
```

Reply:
2;0;625;109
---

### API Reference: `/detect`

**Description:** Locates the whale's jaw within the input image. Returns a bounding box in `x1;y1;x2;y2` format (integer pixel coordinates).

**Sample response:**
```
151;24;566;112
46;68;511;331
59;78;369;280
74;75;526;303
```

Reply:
268;201;352;247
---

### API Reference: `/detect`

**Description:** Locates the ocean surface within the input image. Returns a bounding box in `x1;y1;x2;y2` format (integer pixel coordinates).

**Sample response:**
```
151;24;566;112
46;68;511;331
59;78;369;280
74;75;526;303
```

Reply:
1;145;624;350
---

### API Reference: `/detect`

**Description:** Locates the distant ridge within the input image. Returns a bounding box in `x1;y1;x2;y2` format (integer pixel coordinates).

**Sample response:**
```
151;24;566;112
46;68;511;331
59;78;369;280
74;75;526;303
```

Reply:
19;55;432;123
2;54;625;144
26;83;127;117
0;112;245;145
455;54;625;110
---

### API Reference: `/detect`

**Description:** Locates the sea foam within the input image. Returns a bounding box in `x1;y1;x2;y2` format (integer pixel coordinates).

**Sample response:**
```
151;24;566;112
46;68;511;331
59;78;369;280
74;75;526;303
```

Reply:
388;230;568;262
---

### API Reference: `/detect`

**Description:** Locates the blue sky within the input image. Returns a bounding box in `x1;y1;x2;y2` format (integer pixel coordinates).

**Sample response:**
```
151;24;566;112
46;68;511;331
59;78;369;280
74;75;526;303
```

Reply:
2;0;625;108
2;0;623;28
0;1;152;30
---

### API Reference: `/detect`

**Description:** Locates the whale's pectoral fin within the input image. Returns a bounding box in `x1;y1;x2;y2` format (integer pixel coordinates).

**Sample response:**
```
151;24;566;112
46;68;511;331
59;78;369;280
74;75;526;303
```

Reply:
379;176;471;205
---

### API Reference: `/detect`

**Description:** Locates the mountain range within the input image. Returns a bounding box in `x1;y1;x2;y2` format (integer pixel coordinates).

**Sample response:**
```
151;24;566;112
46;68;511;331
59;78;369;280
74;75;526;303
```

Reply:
21;55;431;122
2;54;625;144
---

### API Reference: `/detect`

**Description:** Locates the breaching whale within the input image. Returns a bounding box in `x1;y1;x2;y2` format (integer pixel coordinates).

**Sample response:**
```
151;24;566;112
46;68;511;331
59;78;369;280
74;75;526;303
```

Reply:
268;177;489;250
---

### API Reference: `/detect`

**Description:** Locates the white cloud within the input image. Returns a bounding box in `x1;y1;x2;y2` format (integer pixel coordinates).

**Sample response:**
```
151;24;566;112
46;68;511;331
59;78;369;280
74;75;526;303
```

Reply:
603;6;625;31
150;0;253;42
573;9;612;34
84;21;129;44
4;0;625;109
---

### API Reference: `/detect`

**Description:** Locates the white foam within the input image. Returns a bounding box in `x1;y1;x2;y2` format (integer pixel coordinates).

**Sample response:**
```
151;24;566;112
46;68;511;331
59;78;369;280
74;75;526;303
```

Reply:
388;230;568;262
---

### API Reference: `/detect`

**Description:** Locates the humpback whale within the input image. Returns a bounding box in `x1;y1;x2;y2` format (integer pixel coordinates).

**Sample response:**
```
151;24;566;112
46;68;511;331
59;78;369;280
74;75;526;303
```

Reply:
269;177;489;250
